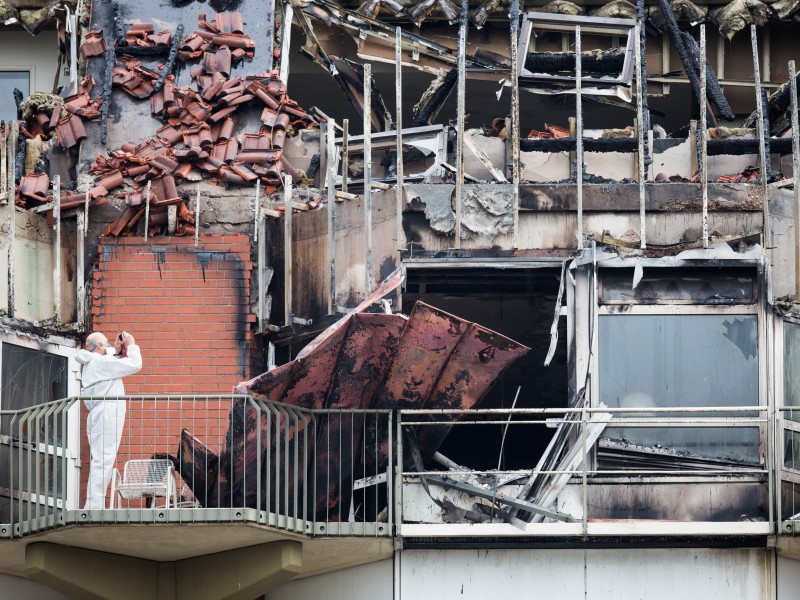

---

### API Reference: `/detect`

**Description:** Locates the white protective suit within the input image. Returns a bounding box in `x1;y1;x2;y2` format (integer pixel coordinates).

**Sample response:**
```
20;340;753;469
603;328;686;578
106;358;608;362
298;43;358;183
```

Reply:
76;344;143;509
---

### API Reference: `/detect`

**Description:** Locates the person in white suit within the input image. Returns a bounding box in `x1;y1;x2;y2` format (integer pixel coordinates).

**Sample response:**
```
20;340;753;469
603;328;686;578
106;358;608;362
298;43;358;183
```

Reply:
76;331;142;509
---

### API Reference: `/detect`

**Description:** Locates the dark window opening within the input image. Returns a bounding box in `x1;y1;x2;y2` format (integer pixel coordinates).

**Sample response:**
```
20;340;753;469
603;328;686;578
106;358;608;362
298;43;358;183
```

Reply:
404;267;568;471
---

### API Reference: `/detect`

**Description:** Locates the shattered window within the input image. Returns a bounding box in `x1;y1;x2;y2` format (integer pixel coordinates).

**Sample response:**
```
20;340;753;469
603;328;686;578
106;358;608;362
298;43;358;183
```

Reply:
784;322;800;423
599;314;760;464
600;268;756;304
0;71;29;121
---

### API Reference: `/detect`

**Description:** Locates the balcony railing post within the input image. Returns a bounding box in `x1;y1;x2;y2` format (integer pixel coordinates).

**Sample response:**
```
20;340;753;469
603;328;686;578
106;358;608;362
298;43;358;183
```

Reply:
395;409;403;534
387;409;393;535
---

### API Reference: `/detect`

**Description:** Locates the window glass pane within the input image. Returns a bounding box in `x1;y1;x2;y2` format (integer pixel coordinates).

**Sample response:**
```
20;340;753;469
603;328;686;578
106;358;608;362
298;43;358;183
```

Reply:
600;268;756;304
0;71;29;121
784;322;800;422
599;314;759;464
785;430;800;470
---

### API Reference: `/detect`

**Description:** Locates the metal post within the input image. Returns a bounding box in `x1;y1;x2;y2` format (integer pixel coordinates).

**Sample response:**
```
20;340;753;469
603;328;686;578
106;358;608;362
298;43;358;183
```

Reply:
279;2;294;85
144;180;152;242
53;175;61;327
83;190;89;238
7;121;16;318
252;181;259;243
575;25;584;250
258;211;266;333
76;211;85;330
342;119;349;194
0;123;6;204
454;0;467;249
635;23;647;249
327;118;337;315
284;175;293;326
700;25;709;248
363;63;374;293
510;0;521;249
395;27;405;252
68;11;78;92
791;60;800;299
751;25;770;246
195;187;202;247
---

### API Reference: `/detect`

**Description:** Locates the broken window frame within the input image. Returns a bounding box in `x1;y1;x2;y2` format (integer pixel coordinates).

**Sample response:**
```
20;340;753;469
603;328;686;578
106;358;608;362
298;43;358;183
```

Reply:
584;260;766;475
517;12;636;100
329;124;448;188
0;331;81;515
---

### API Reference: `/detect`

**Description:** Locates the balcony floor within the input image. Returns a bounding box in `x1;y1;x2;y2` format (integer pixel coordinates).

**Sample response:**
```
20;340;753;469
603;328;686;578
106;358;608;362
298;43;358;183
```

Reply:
0;511;393;579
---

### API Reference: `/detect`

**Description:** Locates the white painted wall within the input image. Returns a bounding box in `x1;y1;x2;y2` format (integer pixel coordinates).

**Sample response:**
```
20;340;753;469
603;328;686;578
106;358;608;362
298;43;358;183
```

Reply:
268;549;790;600
777;556;800;599
401;549;773;600
0;573;68;600
0;30;66;94
267;559;393;600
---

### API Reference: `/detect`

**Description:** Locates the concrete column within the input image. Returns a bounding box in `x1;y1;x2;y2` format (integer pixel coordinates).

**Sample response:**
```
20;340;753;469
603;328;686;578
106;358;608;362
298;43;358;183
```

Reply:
24;541;303;600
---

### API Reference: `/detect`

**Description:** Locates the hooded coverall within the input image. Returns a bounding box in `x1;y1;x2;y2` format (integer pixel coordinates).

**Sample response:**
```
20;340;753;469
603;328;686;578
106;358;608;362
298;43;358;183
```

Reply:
76;344;143;509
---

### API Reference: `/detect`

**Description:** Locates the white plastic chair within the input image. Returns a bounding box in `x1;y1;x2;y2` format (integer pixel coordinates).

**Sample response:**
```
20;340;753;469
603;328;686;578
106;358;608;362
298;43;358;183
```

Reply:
110;459;178;508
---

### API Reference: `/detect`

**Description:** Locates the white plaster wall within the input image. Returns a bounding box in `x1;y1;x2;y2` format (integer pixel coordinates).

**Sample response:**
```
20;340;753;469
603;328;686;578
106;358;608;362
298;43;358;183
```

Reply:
267;548;776;600
267;559;393;600
401;548;772;600
0;572;68;600
777;556;800;600
0;30;66;94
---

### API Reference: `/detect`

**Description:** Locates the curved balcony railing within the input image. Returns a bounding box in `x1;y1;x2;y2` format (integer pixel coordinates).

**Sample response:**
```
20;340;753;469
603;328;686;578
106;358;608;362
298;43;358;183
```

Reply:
2;397;799;540
0;395;394;539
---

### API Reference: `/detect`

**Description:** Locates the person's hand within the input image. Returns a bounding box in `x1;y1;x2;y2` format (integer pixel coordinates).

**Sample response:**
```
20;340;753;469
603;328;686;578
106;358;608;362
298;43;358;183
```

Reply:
121;331;135;347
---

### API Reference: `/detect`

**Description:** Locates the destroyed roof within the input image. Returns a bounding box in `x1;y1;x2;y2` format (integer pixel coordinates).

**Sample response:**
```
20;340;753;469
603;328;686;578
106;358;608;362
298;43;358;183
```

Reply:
0;0;76;34
303;0;799;38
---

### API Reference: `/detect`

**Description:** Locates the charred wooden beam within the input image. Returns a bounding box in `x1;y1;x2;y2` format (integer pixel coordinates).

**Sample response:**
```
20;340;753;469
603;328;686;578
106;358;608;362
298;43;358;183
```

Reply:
100;46;115;145
743;73;800;129
656;0;729;123
154;24;184;93
708;137;791;156
520;136;793;155
636;0;651;174
520;137;637;152
524;48;625;75
412;68;458;127
679;30;734;122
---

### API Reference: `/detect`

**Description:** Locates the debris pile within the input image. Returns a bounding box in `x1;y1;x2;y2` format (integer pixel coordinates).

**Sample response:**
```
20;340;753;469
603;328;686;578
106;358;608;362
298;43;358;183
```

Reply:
170;292;529;518
13;11;319;235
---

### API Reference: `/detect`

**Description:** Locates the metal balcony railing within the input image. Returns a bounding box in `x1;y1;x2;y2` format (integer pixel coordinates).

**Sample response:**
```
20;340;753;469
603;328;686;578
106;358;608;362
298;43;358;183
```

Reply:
397;405;775;535
1;398;795;540
0;395;393;539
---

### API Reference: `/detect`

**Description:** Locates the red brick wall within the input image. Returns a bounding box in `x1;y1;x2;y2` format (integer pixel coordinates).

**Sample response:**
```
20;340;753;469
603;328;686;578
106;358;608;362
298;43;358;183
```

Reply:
82;234;256;507
91;234;256;394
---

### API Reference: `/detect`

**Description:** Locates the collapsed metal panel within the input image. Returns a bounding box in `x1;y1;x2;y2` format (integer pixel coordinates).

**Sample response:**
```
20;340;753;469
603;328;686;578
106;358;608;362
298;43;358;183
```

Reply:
176;301;528;520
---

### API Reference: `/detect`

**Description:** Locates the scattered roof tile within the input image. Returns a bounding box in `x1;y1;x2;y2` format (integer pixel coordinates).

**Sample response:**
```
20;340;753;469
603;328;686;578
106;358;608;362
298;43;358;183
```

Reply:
81;29;108;58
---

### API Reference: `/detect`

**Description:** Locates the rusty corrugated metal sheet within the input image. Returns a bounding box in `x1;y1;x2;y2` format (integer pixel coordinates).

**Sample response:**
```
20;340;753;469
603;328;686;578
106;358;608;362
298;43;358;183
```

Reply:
183;296;528;518
416;324;530;459
316;312;407;520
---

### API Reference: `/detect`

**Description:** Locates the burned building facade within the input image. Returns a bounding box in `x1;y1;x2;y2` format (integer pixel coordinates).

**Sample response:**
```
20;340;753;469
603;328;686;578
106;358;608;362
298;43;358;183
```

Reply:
0;0;800;598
